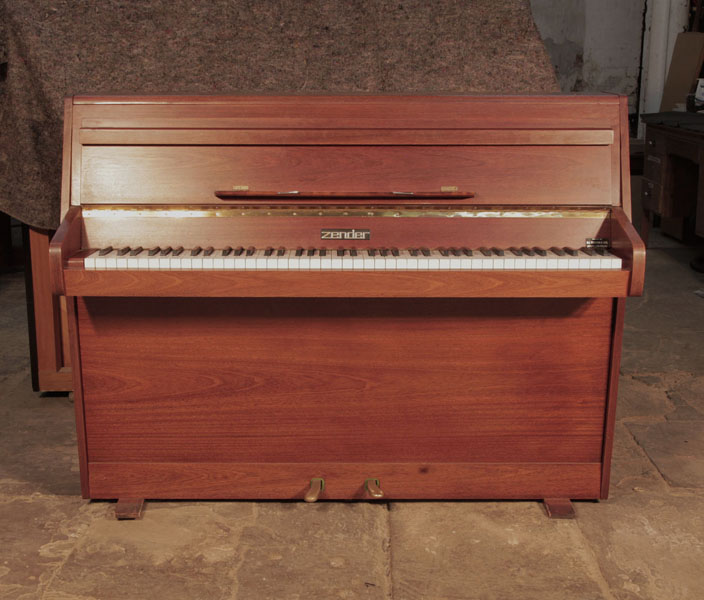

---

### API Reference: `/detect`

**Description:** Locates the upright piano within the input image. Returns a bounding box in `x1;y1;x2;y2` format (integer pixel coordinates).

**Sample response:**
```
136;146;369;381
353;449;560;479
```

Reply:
50;95;645;515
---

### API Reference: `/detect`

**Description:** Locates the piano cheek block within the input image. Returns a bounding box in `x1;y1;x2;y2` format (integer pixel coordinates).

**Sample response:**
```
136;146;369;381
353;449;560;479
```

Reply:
53;94;643;508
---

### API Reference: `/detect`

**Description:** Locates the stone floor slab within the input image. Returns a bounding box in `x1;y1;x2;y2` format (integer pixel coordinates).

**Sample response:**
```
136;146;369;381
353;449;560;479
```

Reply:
0;374;80;496
43;502;256;600
389;502;610;600
628;422;704;488
621;249;704;376
0;494;102;600
616;375;671;420
235;502;390;599
577;491;704;600
0;272;31;378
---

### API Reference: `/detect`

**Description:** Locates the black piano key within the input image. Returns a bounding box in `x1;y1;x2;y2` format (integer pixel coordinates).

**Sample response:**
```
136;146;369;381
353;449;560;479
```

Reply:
563;247;578;256
580;247;595;256
549;246;565;256
160;246;173;256
479;247;492;257
264;247;274;257
307;248;316;257
190;246;202;256
380;248;389;257
234;246;245;256
336;249;345;257
350;248;358;257
319;248;327;257
148;246;161;256
409;248;419;257
129;246;143;256
509;247;523;256
420;248;431;257
533;247;547;256
461;247;473;256
221;246;233;256
246;246;256;256
391;248;400;257
449;247;461;257
172;246;184;256
204;246;214;256
520;246;535;256
295;248;304;257
491;247;504;256
118;246;130;256
438;247;449;257
99;246;113;256
367;248;377;257
594;248;607;256
277;247;286;256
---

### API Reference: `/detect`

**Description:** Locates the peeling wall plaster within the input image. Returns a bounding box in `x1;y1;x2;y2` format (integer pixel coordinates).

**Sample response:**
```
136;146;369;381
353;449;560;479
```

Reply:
531;0;645;111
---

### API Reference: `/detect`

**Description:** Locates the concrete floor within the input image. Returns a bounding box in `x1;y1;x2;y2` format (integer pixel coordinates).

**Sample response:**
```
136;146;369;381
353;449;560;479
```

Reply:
1;238;703;599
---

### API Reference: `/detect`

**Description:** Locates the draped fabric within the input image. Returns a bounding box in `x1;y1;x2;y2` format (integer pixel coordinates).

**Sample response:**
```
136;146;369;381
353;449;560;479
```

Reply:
0;0;557;229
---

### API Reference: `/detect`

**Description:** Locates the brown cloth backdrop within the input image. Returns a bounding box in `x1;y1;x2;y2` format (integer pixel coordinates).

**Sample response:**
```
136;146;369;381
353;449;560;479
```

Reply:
0;0;557;230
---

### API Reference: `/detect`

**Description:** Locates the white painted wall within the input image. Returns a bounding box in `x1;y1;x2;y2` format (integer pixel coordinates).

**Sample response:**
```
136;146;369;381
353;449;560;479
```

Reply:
530;0;646;111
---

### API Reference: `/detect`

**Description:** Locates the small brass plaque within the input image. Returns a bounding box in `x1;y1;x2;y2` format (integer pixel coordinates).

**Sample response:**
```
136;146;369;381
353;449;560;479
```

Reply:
232;185;249;191
441;186;459;192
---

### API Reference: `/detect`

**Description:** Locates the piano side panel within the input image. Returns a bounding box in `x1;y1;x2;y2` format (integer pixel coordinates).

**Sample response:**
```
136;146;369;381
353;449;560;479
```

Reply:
78;298;612;480
79;145;613;207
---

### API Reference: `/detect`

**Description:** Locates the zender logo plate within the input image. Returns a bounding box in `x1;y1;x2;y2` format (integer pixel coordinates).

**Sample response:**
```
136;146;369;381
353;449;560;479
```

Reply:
321;229;371;240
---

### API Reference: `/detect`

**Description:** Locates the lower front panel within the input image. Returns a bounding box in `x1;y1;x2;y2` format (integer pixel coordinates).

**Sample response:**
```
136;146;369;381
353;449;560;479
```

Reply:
76;297;614;499
88;462;602;500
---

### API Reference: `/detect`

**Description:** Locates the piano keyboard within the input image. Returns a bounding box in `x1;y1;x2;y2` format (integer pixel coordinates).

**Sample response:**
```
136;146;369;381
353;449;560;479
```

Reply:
83;246;622;270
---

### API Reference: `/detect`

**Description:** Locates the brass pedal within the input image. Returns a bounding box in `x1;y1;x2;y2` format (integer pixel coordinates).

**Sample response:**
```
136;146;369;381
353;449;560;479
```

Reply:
364;478;384;499
304;478;325;503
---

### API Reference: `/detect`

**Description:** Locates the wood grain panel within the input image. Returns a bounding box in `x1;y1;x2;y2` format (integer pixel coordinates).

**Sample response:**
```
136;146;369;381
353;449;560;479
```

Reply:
63;269;630;298
72;94;621;131
79;145;613;207
78;128;615;146
80;214;611;250
78;297;612;465
88;461;602;500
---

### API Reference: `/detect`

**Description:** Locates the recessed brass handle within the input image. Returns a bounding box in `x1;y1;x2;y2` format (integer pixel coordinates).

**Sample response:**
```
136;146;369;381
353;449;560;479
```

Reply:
365;478;384;499
304;478;325;503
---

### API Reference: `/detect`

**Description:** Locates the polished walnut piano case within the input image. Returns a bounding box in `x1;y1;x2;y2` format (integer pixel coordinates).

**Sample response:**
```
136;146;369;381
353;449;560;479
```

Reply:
51;95;645;509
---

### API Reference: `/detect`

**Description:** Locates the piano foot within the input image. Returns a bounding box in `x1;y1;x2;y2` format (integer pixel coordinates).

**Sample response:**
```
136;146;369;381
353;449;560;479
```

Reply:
542;498;575;519
115;498;145;520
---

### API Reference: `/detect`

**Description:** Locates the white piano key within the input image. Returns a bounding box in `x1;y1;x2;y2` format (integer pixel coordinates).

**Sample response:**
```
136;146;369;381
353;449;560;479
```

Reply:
234;253;246;269
223;255;236;269
320;252;333;270
459;254;473;269
341;254;354;270
148;254;161;270
437;253;451;270
534;254;548;269
373;254;386;270
255;249;268;270
567;255;581;269
385;254;397;270
276;251;290;270
492;255;505;269
363;253;376;270
244;251;259;269
331;252;343;269
352;253;364;270
84;250;98;269
298;253;311;270
213;255;225;269
396;250;410;270
545;251;559;269
287;251;301;270
428;252;440;269
309;251;321;270
606;252;622;269
406;252;419;270
524;257;537;269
